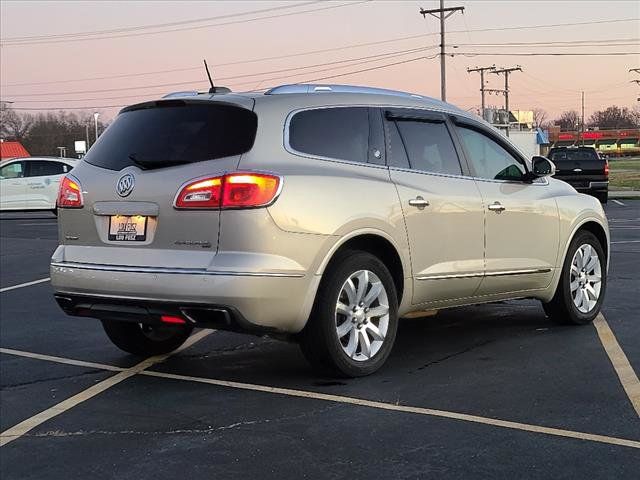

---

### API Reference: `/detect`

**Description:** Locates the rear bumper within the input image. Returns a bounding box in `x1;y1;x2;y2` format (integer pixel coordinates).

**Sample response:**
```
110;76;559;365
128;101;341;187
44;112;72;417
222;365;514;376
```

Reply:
50;261;319;333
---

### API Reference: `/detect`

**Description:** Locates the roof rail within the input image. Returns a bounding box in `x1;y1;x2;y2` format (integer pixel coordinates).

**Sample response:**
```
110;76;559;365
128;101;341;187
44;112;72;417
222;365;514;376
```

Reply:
264;84;424;99
162;91;200;99
162;86;232;99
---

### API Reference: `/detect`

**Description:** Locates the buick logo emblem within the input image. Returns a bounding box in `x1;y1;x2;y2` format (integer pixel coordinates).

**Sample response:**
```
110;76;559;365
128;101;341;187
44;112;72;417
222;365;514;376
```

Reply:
116;173;135;197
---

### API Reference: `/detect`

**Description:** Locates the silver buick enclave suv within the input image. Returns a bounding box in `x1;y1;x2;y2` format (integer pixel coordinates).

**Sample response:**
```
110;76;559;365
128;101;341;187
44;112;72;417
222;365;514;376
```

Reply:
51;84;609;377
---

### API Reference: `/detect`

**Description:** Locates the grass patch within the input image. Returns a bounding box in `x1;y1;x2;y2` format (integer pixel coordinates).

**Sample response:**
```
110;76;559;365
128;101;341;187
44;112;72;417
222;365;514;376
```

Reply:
609;158;640;189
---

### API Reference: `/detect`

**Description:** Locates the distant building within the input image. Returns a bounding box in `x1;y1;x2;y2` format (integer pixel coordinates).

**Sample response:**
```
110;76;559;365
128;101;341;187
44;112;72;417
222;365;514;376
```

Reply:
0;140;30;160
483;108;546;158
547;126;640;157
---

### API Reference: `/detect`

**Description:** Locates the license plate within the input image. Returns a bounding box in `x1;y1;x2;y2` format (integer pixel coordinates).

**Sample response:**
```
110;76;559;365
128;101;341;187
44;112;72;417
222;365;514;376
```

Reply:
108;215;147;241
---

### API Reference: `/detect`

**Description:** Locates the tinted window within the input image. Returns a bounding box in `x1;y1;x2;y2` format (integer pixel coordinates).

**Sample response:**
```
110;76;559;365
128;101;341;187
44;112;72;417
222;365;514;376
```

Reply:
394;120;461;175
385;121;410;169
27;160;66;177
457;127;525;181
85;102;258;171
289;107;369;163
549;149;599;162
0;162;24;179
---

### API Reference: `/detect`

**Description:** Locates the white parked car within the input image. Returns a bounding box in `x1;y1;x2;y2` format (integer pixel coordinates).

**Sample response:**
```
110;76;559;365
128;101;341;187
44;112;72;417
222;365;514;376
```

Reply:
0;157;78;213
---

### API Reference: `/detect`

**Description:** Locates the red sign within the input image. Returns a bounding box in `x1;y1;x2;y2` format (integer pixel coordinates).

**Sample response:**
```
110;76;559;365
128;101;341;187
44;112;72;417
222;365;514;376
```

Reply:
558;134;575;140
581;132;603;140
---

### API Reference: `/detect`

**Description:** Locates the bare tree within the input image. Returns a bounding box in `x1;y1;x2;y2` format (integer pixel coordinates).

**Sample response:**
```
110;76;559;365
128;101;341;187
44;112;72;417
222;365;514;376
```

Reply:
0;108;33;140
554;110;580;131
587;106;640;129
532;108;548;129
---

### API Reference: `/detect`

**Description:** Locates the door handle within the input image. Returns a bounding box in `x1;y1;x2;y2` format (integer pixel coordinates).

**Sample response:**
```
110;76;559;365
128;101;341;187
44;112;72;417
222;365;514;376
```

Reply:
488;201;506;213
408;196;430;209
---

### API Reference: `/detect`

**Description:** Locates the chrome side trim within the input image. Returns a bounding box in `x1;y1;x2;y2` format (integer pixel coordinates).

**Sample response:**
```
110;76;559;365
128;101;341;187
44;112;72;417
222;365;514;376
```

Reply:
417;268;552;281
51;261;305;278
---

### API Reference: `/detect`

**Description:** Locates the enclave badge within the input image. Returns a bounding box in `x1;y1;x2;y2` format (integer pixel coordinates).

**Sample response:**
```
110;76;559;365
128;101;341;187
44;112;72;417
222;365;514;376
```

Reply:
116;173;135;197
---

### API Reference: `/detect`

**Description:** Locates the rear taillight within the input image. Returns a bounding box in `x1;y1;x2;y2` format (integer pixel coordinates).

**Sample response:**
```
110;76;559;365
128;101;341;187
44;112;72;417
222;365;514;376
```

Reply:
604;161;609;178
174;172;281;209
57;175;84;208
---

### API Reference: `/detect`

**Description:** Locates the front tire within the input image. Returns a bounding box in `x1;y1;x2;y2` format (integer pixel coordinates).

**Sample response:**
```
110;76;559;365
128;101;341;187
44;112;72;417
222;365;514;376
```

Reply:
102;320;194;356
299;250;398;377
543;230;606;325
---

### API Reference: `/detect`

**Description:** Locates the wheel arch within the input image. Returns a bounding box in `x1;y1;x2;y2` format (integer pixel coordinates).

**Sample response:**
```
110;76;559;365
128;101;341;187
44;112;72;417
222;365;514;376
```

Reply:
315;230;408;305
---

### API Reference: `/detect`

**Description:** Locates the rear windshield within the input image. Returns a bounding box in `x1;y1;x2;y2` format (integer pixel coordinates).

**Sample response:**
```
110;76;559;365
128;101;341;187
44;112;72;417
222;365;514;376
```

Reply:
84;101;257;171
548;149;599;162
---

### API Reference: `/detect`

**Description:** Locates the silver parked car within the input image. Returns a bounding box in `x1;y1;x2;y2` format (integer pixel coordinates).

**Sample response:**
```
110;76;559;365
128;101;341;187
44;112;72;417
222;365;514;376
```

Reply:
51;84;609;377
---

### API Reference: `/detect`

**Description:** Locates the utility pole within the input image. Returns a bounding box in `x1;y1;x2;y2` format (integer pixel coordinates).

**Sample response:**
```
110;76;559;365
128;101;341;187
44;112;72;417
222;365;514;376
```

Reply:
467;65;496;120
492;66;522;137
581;91;585;146
420;1;464;102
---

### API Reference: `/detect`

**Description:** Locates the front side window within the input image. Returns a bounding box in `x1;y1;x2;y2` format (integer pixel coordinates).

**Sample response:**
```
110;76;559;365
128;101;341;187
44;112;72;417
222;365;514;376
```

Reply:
393;120;462;175
457;126;525;181
0;162;24;179
289;107;369;163
27;160;65;177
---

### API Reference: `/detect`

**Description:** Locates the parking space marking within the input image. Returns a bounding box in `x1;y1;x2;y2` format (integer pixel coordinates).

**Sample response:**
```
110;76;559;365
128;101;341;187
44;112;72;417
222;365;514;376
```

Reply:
0;329;212;447
612;200;626;206
17;223;58;226
611;240;640;244
140;370;640;449
0;348;125;372
593;314;640;418
1;329;638;450
0;278;50;293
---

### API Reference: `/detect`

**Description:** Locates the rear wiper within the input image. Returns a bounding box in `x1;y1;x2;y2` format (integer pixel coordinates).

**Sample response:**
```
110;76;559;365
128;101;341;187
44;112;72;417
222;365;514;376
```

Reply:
128;153;185;170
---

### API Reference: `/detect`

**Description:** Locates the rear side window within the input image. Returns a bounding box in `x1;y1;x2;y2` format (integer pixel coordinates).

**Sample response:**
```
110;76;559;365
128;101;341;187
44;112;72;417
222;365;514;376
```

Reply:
549;149;599;162
84;102;258;171
27;160;66;177
289;107;369;163
393;120;462;175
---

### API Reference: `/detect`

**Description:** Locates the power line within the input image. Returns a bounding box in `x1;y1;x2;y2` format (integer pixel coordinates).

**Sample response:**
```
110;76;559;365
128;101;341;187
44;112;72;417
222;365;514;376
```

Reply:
0;1;369;46
2;46;438;98
1;1;322;41
6;48;438;103
8;55;436;111
450;52;639;57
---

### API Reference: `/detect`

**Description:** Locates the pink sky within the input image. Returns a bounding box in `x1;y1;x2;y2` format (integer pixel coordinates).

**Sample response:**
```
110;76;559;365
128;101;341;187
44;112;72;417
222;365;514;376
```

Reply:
1;0;639;122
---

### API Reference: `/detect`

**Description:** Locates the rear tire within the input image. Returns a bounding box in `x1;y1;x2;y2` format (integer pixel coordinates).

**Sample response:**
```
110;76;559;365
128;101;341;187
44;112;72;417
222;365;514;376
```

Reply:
102;320;194;356
543;230;606;325
299;250;398;377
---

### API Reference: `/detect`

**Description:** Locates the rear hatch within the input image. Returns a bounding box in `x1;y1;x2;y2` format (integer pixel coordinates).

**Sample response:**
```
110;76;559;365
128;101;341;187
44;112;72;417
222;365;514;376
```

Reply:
57;98;257;268
548;147;605;188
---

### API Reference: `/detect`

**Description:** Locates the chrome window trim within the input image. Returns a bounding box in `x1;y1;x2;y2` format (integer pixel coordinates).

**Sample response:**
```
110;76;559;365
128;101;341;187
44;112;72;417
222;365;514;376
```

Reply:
51;261;304;278
417;267;552;281
387;165;477;182
283;103;472;169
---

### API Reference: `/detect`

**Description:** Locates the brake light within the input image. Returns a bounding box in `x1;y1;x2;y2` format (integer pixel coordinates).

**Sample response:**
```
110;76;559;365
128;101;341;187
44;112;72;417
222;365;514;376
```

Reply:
160;315;186;325
174;172;281;209
57;175;83;208
604;161;609;178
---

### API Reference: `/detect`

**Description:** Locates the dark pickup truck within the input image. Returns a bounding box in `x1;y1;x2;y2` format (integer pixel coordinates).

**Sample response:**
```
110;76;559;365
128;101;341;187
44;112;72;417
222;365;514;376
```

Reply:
547;146;609;203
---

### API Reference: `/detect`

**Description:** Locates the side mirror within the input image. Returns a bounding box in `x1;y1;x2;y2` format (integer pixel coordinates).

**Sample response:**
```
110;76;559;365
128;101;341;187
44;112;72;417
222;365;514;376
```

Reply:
531;156;555;178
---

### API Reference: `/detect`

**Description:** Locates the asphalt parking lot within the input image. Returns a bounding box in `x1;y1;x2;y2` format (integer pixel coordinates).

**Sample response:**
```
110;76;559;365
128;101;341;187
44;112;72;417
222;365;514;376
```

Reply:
1;202;639;479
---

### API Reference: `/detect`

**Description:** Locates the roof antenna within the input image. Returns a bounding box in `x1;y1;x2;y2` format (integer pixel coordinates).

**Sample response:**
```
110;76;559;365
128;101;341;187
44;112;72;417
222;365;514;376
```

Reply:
204;59;215;94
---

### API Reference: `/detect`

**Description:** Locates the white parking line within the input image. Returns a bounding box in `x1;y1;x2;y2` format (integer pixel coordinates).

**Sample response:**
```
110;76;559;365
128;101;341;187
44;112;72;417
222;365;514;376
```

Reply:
1;336;639;450
0;278;50;293
611;240;640;244
593;314;640;418
0;329;212;447
0;348;125;372
612;199;626;206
